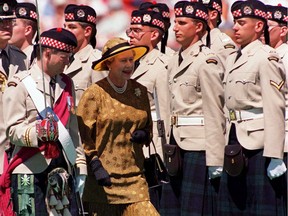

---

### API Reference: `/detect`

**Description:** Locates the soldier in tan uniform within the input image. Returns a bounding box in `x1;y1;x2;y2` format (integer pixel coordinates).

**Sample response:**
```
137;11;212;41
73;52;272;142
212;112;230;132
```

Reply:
218;1;287;215
202;0;237;66
160;1;226;215
127;8;171;210
63;4;106;106
3;28;87;215
8;2;38;68
0;0;26;177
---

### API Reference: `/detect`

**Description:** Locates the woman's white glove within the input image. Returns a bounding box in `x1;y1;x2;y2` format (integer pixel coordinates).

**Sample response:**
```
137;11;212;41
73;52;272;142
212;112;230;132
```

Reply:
75;175;86;198
208;166;223;179
267;159;287;180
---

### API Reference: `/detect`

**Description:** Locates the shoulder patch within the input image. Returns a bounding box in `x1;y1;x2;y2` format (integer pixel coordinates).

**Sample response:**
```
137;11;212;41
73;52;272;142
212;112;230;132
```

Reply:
268;56;279;62
224;44;236;49
270;80;284;91
206;59;218;65
7;81;17;87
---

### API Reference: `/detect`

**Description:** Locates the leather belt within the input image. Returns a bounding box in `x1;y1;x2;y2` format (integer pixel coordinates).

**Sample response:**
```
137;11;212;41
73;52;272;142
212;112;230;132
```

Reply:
228;108;263;121
170;115;204;126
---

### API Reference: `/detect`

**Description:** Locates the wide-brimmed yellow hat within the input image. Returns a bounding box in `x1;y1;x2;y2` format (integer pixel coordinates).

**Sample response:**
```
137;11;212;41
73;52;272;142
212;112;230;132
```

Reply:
92;37;148;71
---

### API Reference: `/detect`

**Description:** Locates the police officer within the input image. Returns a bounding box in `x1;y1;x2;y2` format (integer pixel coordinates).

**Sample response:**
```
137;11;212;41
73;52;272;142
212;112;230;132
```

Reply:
0;0;26;184
3;28;87;215
63;4;106;106
218;1;287;215
202;0;237;66
127;8;171;210
160;1;226;215
9;2;38;68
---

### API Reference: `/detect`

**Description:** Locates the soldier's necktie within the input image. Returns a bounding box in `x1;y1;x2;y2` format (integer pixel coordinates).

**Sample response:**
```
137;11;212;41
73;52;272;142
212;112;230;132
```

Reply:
234;49;242;62
178;52;183;66
50;77;56;104
0;50;9;74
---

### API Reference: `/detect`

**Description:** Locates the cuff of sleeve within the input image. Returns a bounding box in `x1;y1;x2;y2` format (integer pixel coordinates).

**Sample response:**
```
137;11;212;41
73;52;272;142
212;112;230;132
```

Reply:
24;126;38;147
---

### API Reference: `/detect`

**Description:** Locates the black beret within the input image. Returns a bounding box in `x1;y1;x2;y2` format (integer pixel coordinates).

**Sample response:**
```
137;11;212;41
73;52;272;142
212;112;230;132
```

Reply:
39;28;77;53
131;9;166;32
64;4;96;25
0;0;17;19
266;4;288;24
174;1;209;24
231;0;267;21
202;0;222;14
15;3;37;22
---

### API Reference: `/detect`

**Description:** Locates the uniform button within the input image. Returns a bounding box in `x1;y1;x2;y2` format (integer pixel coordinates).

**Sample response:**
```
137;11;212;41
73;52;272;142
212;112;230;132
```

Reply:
172;94;175;99
229;80;232;83
173;78;177;83
228;96;231;99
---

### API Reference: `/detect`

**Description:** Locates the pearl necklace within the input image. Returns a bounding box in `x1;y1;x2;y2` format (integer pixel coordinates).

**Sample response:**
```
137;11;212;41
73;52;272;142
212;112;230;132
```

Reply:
107;76;127;94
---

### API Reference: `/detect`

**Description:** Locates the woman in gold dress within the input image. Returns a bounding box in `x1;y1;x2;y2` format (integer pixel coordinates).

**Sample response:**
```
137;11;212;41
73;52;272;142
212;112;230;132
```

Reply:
77;37;160;216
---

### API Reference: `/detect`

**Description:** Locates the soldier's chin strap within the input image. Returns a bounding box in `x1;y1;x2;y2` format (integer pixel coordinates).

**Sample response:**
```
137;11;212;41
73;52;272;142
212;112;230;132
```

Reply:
35;0;48;118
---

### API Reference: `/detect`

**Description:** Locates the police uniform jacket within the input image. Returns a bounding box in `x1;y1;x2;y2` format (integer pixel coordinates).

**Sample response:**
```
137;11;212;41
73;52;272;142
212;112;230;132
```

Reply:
224;39;285;159
64;44;107;106
131;48;171;158
168;40;225;166
3;64;87;175
202;28;237;66
0;45;26;174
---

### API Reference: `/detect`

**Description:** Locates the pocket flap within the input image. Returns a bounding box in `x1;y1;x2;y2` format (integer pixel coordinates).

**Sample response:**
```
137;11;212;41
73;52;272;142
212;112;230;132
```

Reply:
163;144;177;156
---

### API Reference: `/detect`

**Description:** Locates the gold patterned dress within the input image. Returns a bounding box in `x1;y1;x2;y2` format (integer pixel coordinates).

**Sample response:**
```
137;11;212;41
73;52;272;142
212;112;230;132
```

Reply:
77;78;152;205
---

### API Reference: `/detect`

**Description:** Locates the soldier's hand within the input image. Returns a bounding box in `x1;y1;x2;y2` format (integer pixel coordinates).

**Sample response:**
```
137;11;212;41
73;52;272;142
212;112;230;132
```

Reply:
267;158;287;180
90;157;112;187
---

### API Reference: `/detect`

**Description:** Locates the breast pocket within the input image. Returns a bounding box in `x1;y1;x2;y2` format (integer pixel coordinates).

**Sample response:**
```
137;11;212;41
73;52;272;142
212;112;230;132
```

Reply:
180;76;199;103
234;72;257;101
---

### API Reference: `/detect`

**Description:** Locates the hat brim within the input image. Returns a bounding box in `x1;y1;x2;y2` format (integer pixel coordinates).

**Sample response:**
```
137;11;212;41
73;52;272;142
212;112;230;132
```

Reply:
92;45;148;71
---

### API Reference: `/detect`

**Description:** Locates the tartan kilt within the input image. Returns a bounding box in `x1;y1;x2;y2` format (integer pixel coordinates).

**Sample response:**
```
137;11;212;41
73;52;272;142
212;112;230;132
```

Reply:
160;150;219;216
217;148;287;216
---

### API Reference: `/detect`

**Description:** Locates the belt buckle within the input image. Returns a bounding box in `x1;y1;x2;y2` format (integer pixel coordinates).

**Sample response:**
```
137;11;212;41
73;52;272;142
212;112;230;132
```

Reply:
171;115;178;125
229;110;237;121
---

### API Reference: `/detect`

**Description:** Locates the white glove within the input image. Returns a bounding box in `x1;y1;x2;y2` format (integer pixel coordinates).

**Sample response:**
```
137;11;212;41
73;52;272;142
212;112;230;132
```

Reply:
208;166;223;179
75;175;86;198
267;158;287;180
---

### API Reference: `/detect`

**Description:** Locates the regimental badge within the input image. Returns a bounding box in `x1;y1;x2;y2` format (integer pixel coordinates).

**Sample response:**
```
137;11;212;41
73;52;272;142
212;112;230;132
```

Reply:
186;5;194;14
243;6;252;15
3;3;9;12
274;11;282;20
77;9;85;18
152;8;160;13
143;14;151;23
19;7;27;16
202;0;210;4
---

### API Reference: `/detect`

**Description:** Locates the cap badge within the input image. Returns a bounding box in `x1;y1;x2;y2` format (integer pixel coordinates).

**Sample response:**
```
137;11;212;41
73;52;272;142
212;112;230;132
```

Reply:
143;14;151;22
186;5;194;14
202;0;210;4
243;6;252;15
77;9;85;18
3;3;9;12
19;8;27;16
274;11;282;19
152;8;160;13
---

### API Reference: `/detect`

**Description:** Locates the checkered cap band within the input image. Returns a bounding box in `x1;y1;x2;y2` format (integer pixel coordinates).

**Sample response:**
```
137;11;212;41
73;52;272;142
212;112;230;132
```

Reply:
175;8;183;16
162;11;170;18
152;18;165;29
131;16;142;23
232;9;242;17
213;2;222;13
65;13;74;20
30;10;37;19
196;9;208;20
284;15;288;22
40;37;75;52
87;14;96;24
254;9;266;19
267;11;272;19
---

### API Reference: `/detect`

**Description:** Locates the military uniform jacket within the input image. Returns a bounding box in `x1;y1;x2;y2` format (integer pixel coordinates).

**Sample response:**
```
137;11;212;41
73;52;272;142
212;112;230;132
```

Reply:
64;44;107;106
168;40;225;166
3;64;87;175
131;48;171;158
224;39;285;159
202;28;237;66
0;45;26;174
22;44;34;69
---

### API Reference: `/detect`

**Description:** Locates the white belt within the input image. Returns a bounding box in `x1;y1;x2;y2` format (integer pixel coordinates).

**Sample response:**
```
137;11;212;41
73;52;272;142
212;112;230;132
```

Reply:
151;111;157;122
286;108;288;120
228;108;263;121
170;115;204;126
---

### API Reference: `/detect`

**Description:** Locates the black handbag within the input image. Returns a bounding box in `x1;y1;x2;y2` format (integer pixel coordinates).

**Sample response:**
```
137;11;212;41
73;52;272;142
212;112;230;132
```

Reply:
144;141;169;188
163;143;182;176
224;144;247;177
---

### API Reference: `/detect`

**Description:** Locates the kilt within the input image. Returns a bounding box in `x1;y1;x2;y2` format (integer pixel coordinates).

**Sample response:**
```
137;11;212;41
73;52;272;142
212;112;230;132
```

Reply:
160;150;219;216
218;138;287;215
